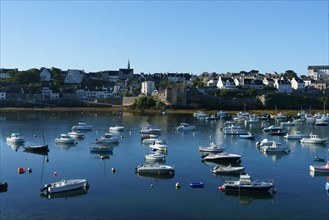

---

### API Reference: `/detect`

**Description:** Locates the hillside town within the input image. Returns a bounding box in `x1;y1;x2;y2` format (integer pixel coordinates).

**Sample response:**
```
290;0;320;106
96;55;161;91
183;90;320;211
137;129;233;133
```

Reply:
0;62;328;110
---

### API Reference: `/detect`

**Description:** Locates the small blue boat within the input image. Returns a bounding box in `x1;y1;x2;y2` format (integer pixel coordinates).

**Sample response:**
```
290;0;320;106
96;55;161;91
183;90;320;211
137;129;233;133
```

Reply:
90;146;113;153
190;182;205;188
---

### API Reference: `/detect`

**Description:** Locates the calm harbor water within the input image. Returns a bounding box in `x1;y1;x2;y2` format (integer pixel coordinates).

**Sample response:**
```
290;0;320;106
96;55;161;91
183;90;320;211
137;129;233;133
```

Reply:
0;111;328;220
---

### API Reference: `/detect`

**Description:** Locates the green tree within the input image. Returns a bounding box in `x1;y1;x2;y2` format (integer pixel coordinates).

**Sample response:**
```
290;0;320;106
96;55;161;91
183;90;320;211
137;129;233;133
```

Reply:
283;70;297;79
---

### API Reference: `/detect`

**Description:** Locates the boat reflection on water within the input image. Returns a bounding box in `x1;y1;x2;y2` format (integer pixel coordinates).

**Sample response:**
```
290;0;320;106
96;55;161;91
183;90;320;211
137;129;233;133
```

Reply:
223;191;274;205
40;187;89;200
136;172;175;180
23;149;49;156
55;142;77;151
7;143;24;152
260;151;290;161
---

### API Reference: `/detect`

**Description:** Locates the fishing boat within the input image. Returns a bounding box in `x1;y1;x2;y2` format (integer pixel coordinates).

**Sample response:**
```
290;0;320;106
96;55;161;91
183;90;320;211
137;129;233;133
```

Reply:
144;152;166;162
90;146;113;154
6;133;25;144
203;152;242;163
284;131;309;139
219;174;275;193
211;165;245;175
41;178;89;194
175;123;196;131
300;134;327;144
72;122;93;131
199;142;225;153
326;181;329;191
309;161;329;173
135;164;175;175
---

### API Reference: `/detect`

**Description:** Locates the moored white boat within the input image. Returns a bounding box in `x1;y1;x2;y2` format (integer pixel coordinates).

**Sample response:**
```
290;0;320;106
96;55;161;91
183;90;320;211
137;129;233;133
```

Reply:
239;132;255;139
150;140;168;152
211;165;245;175
72;122;93;131
135;164;174;175
96;133;119;144
140;124;162;135
219;174;275;193
193;111;208;118
6;133;25;144
175;123;196;131
222;125;249;135
256;139;281;148
199;142;225;153
41;179;88;194
260;141;290;153
309;161;329;173
144;152;166;161
109;126;125;131
205;114;220;120
284;131;309;139
300;134;327;144
54;134;76;144
68;131;85;139
281;121;295;127
203;152;242;163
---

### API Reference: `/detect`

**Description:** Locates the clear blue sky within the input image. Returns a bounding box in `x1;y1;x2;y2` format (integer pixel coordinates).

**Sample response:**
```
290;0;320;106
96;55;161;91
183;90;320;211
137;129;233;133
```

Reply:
1;0;328;75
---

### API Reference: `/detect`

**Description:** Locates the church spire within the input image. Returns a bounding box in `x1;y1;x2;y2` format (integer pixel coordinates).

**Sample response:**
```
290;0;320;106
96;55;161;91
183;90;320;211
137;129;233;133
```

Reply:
128;59;130;69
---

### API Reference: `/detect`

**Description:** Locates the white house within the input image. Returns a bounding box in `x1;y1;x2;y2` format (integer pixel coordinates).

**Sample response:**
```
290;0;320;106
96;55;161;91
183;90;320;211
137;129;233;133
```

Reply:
40;68;51;82
65;69;84;84
274;78;292;93
290;77;305;91
308;65;329;80
216;77;237;90
141;81;155;95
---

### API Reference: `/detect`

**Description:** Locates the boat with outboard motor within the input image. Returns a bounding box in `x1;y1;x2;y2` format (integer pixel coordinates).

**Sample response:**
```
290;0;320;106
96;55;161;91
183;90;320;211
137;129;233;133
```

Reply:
41;178;88;194
211;164;245;175
135;163;174;175
202;152;242;163
199;142;225;153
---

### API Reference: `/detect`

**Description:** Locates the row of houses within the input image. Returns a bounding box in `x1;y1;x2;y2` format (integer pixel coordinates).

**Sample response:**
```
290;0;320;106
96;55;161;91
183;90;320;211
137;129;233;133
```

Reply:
1;65;328;105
